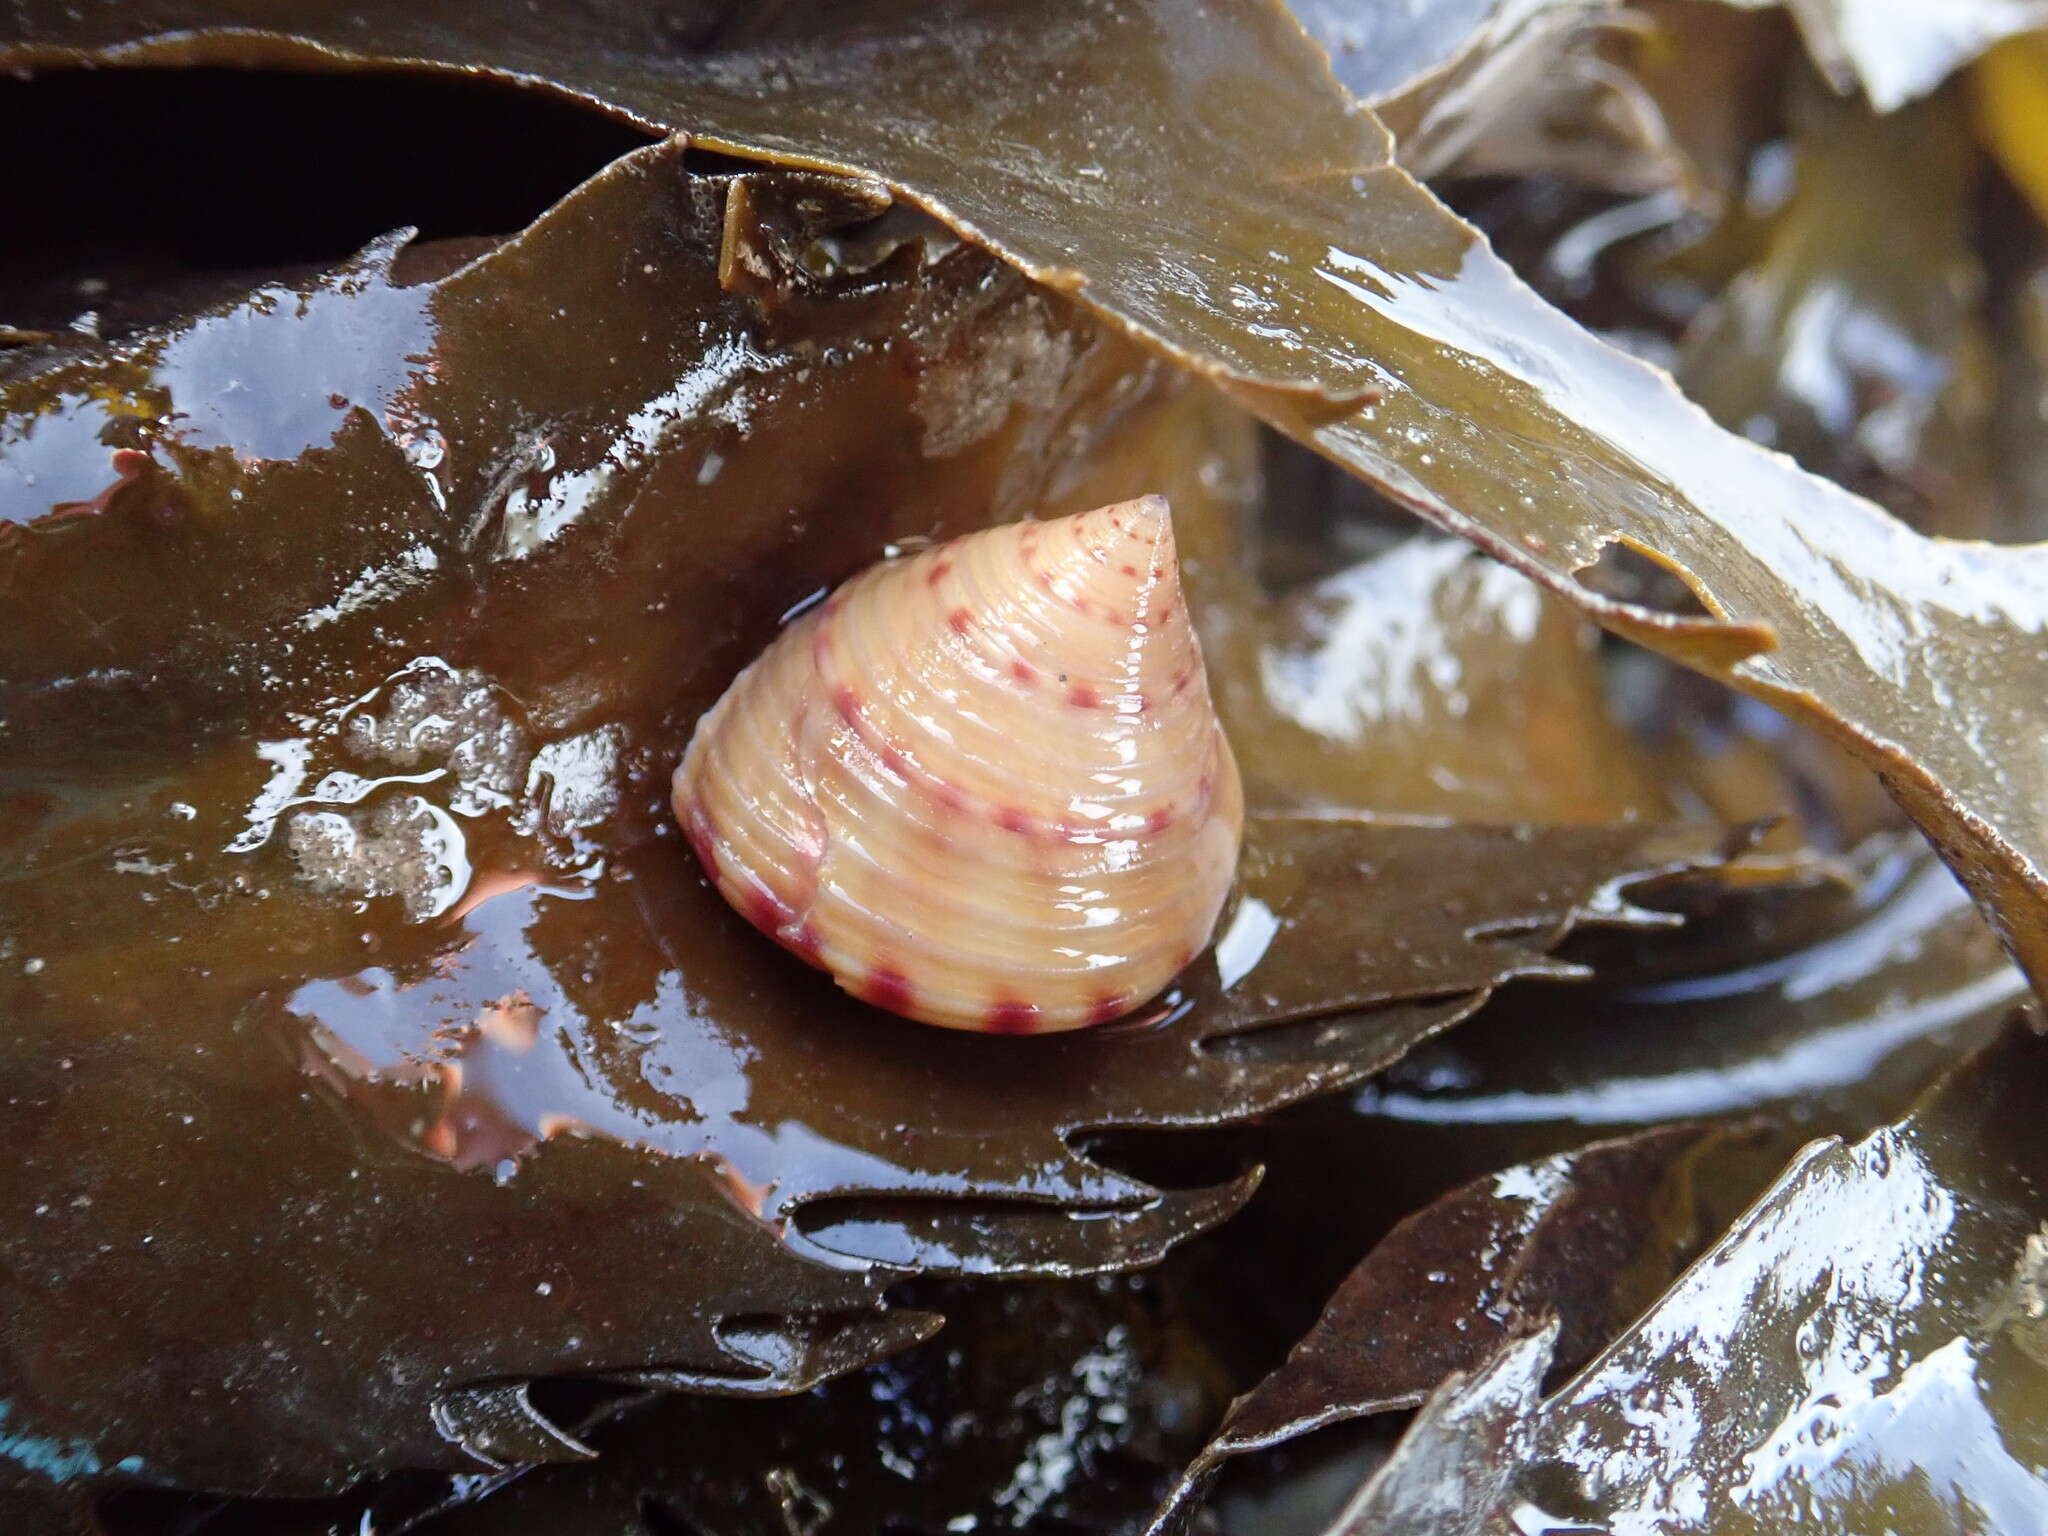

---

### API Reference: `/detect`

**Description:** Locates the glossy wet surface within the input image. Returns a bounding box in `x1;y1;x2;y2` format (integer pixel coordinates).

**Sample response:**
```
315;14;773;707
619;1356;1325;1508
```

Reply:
29;0;2040;984
0;99;1729;1506
1335;1025;2048;1534
4;5;2048;1533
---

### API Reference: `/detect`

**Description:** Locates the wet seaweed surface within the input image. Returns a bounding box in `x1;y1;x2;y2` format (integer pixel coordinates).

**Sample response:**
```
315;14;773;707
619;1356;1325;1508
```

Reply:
1328;1022;2048;1535
5;2;2048;1533
0;38;1726;1522
1144;1121;1784;1533
17;0;2048;988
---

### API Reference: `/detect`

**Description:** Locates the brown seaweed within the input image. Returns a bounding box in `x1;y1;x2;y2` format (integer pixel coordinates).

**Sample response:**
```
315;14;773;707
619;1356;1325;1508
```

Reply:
1304;0;2048;118
20;1;2048;997
1368;834;2023;1141
0;140;1087;1496
1674;81;2006;539
0;105;1730;1504
1365;2;1712;199
1323;1019;2048;1533
1204;531;1672;822
6;3;2047;1526
1144;1122;1780;1535
95;1272;1229;1535
409;1275;1224;1536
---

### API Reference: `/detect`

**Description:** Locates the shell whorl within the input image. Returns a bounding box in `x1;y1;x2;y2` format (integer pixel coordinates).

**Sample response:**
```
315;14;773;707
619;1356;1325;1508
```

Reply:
674;495;1244;1033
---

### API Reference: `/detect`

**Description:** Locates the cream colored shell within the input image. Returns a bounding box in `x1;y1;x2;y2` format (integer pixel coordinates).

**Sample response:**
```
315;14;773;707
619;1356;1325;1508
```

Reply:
673;495;1243;1032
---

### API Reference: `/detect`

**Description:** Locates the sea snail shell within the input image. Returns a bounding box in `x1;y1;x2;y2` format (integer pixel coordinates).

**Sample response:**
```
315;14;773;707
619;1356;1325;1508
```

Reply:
673;495;1244;1033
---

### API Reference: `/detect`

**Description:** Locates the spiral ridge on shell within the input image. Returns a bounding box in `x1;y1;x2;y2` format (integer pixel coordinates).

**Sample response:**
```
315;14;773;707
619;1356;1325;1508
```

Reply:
674;495;1244;1033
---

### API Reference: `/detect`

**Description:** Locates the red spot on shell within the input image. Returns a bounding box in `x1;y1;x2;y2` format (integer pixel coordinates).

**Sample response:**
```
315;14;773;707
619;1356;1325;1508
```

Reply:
1172;668;1193;695
1011;659;1037;685
996;806;1033;835
1120;563;1138;577
948;607;973;634
880;744;911;778
984;999;1039;1034
832;684;861;723
1157;602;1174;623
935;780;968;812
927;559;954;586
1087;995;1128;1026
742;883;795;936
1067;683;1100;709
1146;807;1174;834
862;966;916;1017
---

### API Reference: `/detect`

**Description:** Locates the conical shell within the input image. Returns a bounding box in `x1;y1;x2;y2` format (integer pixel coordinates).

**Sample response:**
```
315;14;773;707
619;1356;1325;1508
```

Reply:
673;495;1244;1033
